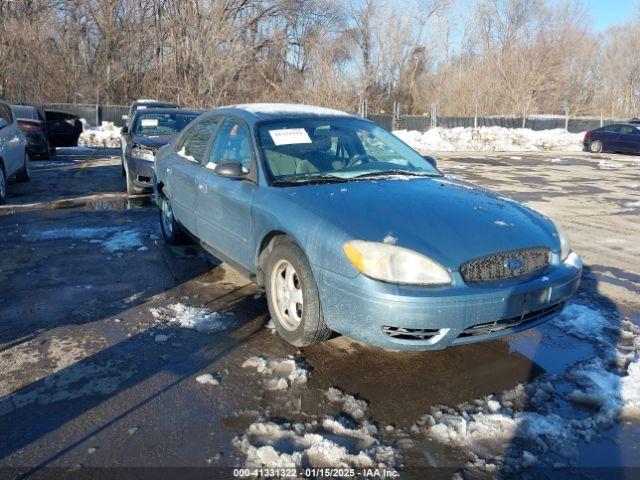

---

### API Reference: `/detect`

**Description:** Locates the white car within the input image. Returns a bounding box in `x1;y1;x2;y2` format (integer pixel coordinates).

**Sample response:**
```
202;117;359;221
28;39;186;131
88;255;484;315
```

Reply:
0;99;30;202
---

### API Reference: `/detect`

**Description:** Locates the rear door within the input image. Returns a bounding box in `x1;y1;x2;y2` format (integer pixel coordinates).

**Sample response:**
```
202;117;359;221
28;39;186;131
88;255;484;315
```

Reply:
600;124;622;151
166;116;220;235
0;103;23;176
46;111;81;147
195;117;258;270
618;125;640;153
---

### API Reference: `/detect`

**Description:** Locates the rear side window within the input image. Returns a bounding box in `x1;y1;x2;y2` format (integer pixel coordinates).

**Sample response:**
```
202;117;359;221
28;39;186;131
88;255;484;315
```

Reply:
176;117;218;163
604;125;621;133
207;119;253;170
620;125;637;134
0;103;13;123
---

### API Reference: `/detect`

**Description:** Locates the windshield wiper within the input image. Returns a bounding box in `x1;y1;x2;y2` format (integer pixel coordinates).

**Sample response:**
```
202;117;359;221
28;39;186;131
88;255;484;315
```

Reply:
272;174;350;186
350;169;438;179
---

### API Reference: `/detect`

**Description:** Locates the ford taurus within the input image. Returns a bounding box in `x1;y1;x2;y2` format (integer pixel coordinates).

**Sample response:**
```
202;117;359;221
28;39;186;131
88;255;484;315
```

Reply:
153;103;582;350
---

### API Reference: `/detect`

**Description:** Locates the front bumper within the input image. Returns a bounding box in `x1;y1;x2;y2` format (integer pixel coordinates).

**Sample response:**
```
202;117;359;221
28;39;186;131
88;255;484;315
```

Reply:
125;155;155;189
314;257;582;350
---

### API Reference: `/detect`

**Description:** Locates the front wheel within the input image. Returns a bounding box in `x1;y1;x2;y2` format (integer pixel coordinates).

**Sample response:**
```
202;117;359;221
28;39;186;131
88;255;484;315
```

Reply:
589;140;603;153
264;237;332;347
16;151;31;182
159;194;188;245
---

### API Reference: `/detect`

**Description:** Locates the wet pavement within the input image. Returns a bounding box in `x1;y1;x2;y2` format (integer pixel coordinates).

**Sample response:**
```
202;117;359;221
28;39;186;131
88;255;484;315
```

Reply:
0;148;639;478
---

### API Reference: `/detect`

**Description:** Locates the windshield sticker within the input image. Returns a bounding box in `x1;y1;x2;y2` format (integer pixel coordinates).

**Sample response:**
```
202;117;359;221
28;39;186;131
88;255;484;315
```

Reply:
141;118;158;127
137;105;147;110
269;128;312;146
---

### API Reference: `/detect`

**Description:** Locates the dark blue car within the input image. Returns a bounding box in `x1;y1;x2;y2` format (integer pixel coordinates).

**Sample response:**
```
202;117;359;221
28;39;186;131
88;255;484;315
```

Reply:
154;104;582;351
584;123;640;154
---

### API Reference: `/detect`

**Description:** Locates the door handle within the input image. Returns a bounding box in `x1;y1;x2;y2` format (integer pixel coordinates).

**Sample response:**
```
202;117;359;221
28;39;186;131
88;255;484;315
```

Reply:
198;182;207;193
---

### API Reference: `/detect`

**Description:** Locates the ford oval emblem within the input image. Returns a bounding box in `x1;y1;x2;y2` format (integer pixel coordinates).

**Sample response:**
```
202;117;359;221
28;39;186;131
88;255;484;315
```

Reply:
505;257;525;271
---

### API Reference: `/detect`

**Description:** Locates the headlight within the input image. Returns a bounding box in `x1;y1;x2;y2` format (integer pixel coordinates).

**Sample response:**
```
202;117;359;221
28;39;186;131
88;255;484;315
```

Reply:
131;146;155;161
552;219;571;260
343;240;452;285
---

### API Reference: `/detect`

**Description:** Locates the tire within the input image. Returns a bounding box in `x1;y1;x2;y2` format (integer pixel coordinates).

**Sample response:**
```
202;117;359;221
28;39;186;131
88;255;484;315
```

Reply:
16;151;31;182
0;164;6;203
589;140;603;153
264;237;332;347
158;193;188;245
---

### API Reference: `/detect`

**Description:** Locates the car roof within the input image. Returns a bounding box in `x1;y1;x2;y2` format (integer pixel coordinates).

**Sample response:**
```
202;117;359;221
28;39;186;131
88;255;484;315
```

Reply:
132;108;200;117
207;103;356;122
133;100;178;107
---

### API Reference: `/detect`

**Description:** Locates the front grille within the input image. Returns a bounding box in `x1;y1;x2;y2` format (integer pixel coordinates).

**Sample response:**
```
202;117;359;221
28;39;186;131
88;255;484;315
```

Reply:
382;326;441;341
458;302;564;339
460;247;550;283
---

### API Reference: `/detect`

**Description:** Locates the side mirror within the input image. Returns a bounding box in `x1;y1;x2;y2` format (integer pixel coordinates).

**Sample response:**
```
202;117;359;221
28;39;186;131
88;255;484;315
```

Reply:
0;118;8;129
423;155;437;168
120;126;128;134
214;162;246;178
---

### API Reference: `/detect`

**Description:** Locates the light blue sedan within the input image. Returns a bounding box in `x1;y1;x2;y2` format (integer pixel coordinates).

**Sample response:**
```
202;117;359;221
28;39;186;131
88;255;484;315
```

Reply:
153;104;582;350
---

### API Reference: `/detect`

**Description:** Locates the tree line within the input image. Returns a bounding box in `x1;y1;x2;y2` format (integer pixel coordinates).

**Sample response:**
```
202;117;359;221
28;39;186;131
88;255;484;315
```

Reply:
1;0;639;119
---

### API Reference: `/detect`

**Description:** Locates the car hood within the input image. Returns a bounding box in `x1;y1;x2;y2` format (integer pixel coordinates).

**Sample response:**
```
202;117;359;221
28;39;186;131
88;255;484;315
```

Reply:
132;134;176;150
278;176;558;269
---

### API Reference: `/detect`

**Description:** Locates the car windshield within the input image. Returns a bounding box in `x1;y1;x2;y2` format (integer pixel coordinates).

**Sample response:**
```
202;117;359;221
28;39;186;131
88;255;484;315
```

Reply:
257;117;440;182
132;112;198;136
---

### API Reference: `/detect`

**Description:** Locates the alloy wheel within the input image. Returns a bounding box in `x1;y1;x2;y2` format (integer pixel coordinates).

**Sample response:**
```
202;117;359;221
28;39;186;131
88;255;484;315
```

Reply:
270;259;304;331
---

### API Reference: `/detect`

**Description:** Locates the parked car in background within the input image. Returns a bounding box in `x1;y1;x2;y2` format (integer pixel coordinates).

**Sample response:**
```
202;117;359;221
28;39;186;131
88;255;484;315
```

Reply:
11;105;53;159
583;123;640;154
0;99;30;203
123;99;179;127
45;110;83;148
154;103;582;350
121;108;199;194
629;118;640;125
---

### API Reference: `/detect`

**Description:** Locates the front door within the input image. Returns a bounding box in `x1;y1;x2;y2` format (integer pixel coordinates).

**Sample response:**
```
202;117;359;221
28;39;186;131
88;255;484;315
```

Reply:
167;117;219;234
196;118;257;270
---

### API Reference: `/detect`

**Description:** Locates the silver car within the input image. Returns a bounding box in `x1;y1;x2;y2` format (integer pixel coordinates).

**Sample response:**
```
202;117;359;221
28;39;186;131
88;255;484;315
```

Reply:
0;99;30;203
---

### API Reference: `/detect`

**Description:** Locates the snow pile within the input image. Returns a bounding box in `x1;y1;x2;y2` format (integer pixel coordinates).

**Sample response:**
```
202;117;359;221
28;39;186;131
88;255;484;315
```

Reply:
242;356;308;390
394;126;584;152
326;388;368;420
151;303;231;334
415;302;640;473
233;418;396;470
79;121;121;148
23;226;146;252
196;373;219;386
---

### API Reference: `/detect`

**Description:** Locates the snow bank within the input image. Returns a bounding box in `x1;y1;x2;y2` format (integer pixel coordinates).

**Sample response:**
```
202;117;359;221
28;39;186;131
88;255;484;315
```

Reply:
242;356;308;390
79;121;121;148
394;126;584;152
416;302;640;473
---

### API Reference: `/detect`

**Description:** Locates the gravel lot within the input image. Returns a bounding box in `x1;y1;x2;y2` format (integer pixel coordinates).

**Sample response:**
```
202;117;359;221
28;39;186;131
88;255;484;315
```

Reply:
1;147;639;478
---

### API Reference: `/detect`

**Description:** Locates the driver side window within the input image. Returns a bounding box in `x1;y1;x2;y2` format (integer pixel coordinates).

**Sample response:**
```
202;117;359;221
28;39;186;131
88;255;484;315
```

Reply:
206;119;252;171
176;118;218;163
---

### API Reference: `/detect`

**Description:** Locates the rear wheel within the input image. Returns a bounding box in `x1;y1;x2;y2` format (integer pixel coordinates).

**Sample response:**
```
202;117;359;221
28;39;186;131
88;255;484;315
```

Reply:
16;151;31;182
159;194;188;245
265;237;332;347
589;139;603;153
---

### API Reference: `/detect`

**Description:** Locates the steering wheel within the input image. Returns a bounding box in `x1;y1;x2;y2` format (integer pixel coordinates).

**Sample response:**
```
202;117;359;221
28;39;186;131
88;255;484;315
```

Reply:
346;154;377;168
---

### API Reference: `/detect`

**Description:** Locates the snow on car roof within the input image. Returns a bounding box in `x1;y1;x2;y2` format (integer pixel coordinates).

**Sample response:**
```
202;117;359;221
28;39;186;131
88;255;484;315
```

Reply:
232;103;352;117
